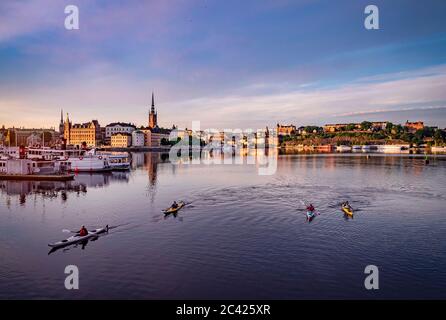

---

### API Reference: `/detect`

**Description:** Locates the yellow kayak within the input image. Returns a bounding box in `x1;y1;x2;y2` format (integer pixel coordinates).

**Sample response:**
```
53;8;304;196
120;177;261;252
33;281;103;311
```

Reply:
342;206;353;217
163;201;185;214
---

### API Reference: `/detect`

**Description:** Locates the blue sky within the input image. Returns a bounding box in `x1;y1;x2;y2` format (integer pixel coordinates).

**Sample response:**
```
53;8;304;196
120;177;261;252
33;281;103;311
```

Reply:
1;0;446;129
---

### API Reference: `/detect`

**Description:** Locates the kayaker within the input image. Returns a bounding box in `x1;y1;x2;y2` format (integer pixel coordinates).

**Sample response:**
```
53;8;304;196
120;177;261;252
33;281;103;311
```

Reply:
307;204;315;212
171;201;179;209
77;226;88;237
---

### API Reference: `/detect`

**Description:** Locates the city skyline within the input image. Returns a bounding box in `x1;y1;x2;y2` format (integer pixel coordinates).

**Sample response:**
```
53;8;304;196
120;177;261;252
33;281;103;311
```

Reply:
1;0;446;129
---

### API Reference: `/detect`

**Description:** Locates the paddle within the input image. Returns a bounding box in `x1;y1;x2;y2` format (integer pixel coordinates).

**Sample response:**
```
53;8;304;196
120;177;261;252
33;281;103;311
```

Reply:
62;229;77;233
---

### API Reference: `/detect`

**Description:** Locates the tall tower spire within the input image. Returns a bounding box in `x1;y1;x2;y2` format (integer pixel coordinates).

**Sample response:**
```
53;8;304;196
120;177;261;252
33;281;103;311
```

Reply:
148;91;158;129
59;109;64;135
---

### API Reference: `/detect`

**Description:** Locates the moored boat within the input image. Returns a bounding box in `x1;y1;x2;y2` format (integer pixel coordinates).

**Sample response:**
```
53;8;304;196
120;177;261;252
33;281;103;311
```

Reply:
87;149;131;170
65;155;112;172
376;144;410;153
431;146;446;153
0;158;74;181
26;147;111;172
336;145;352;152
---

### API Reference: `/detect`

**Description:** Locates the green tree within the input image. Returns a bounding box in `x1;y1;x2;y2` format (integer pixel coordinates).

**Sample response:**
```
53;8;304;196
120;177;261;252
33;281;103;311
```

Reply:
434;129;446;145
304;126;321;134
361;121;372;131
346;124;357;131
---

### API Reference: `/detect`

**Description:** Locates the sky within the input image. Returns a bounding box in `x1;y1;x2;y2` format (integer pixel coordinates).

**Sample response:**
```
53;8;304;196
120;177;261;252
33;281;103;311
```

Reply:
1;0;446;130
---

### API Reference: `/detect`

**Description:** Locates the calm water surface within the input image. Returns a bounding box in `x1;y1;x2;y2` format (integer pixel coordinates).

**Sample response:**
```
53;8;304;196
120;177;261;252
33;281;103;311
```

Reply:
1;152;445;299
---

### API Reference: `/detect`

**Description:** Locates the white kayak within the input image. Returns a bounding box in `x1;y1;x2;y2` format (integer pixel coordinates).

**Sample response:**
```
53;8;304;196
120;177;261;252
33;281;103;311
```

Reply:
48;226;109;248
306;211;315;219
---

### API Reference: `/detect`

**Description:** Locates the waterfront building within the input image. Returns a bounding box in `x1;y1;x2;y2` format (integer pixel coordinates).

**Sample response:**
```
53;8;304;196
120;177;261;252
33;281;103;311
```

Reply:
111;133;132;147
141;127;170;147
2;128;57;147
323;123;361;132
105;122;136;144
26;133;42;146
277;124;296;136
0;126;8;146
370;122;388;130
405;121;424;133
132;130;145;147
63;114;101;147
323;122;388;133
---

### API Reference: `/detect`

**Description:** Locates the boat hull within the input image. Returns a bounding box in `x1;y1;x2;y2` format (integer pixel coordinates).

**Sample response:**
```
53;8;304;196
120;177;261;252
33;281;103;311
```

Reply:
342;206;353;217
48;227;108;248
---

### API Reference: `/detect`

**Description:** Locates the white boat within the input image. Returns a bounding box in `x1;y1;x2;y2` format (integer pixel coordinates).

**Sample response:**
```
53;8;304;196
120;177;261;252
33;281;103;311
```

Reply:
0;147;20;159
65;155;111;172
0;158;60;175
362;145;378;152
27;147;111;172
48;226;109;248
27;147;84;160
352;145;362;151
431;146;446;153
87;149;130;170
376;145;406;153
336;145;352;152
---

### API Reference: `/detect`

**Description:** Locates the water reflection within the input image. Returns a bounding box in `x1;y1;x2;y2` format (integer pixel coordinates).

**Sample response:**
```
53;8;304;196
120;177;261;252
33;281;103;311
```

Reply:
1;151;443;207
0;171;130;205
0;152;166;206
1;152;446;299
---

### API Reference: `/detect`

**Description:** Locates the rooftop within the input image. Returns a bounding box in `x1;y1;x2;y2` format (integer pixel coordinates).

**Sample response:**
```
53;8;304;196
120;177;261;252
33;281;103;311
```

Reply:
106;122;136;128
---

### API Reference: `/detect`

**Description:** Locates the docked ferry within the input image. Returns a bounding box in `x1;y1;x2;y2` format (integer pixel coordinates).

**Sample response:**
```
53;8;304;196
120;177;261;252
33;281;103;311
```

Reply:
86;149;131;170
26;147;111;172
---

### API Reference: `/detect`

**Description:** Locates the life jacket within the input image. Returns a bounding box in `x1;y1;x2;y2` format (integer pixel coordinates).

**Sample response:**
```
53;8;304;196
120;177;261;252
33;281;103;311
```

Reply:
79;228;88;236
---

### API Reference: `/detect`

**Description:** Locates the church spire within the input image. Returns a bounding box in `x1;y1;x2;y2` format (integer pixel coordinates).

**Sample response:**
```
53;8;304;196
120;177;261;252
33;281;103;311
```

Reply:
148;91;158;128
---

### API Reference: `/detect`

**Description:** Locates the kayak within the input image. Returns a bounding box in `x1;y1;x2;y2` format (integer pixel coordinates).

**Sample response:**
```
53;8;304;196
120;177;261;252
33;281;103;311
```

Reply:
48;226;108;248
163;201;185;214
306;211;315;219
342;206;353;217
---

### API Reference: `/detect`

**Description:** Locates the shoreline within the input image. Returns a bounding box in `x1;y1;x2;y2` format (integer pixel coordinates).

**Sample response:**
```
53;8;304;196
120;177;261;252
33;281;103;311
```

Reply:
97;146;171;152
0;174;75;181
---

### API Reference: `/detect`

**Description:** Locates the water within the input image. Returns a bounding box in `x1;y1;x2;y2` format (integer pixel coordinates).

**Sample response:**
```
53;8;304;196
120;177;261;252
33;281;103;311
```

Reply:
1;152;446;299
